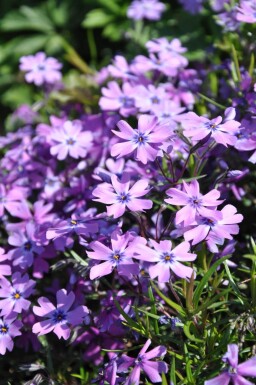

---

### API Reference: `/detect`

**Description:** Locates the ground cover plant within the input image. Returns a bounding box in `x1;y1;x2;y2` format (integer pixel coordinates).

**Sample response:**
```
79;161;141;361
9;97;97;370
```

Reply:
0;0;256;384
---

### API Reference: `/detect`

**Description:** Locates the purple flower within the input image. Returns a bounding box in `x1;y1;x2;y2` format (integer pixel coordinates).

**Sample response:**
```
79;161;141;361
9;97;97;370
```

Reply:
46;213;98;241
0;184;28;217
165;180;223;226
111;115;170;164
184;205;243;252
0;248;11;279
0;313;22;355
132;84;170;112
92;175;152;218
99;81;136;117
205;344;256;385
7;223;44;269
118;339;168;384
127;0;166;21
87;231;139;279
236;1;256;24
50;120;93;160
133;239;196;281
0;272;35;316
177;108;240;147
33;289;89;340
19;52;62;86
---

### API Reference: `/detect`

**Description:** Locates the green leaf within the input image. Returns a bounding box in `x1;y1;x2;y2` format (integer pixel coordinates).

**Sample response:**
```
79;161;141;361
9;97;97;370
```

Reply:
151;282;186;317
114;300;145;333
193;255;230;308
82;9;114;28
161;372;168;385
170;357;176;385
223;261;245;304
0;7;53;32
183;321;204;343
70;250;88;266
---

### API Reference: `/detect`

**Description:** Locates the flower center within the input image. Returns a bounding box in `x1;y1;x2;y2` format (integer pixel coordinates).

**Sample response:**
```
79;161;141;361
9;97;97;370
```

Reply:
202;217;216;227
151;96;160;104
0;325;8;334
24;241;32;251
52;309;67;323
119;96;134;108
189;196;202;208
161;252;174;263
66;138;76;145
12;290;21;300
37;64;45;71
134;132;148;145
117;192;130;203
228;366;237;376
70;219;77;226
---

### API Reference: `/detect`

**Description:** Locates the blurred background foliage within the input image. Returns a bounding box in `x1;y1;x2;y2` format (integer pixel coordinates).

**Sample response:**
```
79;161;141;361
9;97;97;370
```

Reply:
0;0;230;127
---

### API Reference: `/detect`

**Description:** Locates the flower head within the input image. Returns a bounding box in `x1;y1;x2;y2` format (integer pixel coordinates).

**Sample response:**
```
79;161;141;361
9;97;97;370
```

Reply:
19;52;62;86
32;289;89;340
205;344;256;385
118;339;168;384
92;175;152;218
111;115;170;164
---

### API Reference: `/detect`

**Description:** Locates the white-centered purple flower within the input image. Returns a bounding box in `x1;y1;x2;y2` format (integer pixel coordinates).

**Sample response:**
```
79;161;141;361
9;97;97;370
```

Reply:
19;52;62;86
205;344;256;385
0;313;22;355
87;231;139;280
50;120;93;160
0;272;35;316
133;239;196;281
92;175;152;218
111;115;170;164
165;179;223;226
32;289;89;340
118;339;168;385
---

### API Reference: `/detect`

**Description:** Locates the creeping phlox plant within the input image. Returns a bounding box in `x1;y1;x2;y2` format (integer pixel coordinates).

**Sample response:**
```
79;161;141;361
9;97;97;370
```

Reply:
1;0;256;384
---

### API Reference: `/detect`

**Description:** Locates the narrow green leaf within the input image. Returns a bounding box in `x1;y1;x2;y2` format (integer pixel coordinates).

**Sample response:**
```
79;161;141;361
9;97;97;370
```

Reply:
249;53;255;77
193;255;230;308
223;261;244;304
231;44;241;82
148;285;159;334
197;93;226;109
161;372;168;385
183;321;204;343
170;357;176;385
151;282;186;317
114;300;143;331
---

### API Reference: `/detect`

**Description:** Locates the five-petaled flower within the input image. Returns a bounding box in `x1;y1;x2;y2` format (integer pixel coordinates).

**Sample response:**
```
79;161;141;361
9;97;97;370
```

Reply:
92;175;152;218
32;289;89;340
111;115;170;164
205;344;256;385
118;339;168;385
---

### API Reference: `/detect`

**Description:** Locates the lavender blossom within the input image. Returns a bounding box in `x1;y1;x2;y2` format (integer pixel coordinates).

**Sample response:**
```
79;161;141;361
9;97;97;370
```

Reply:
118;339;168;384
127;0;166;21
92;175;152;218
0;313;22;355
33;289;89;340
19;52;62;86
0;272;35;316
111;115;170;164
205;344;256;385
